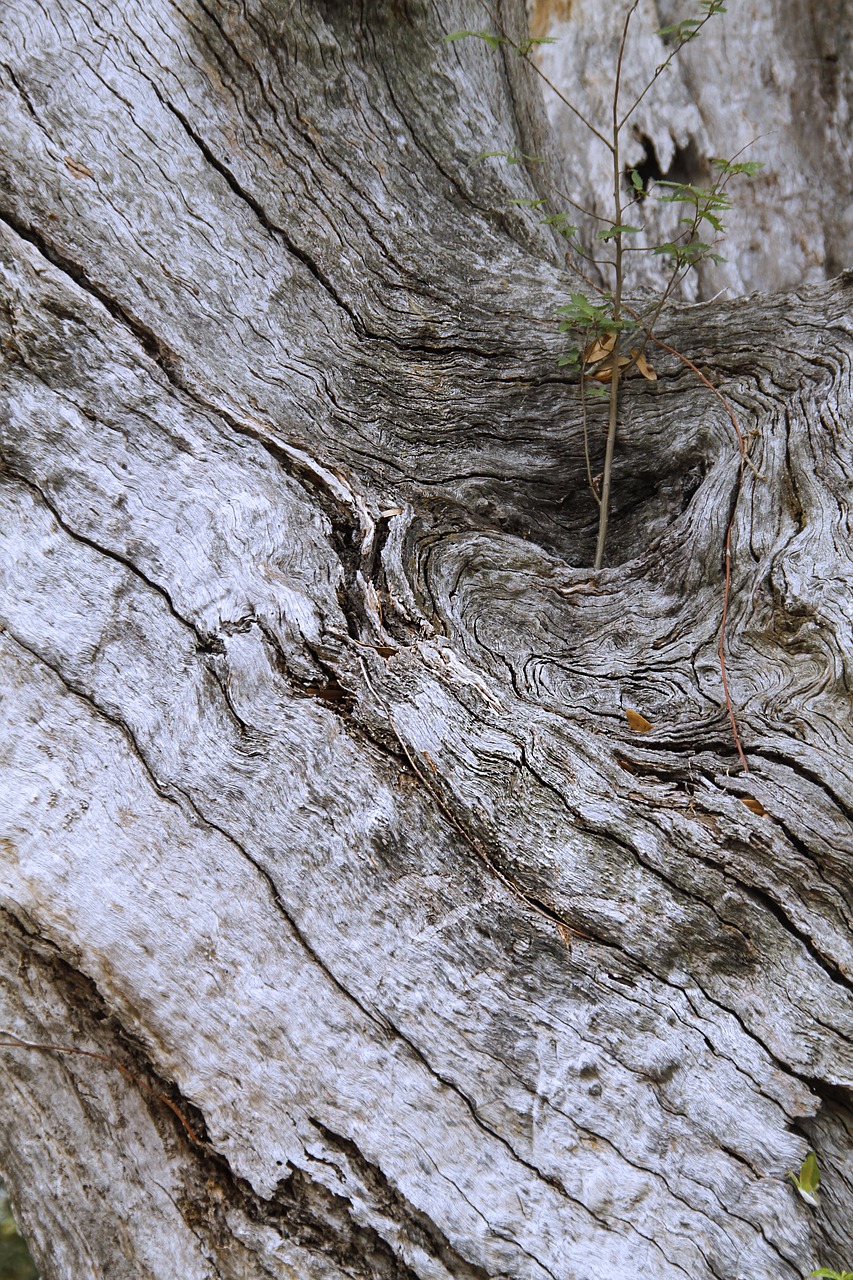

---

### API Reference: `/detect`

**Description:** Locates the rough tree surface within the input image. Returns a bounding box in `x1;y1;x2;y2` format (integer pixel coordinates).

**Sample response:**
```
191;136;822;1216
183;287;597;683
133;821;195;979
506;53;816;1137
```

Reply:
530;0;853;298
1;1;851;1277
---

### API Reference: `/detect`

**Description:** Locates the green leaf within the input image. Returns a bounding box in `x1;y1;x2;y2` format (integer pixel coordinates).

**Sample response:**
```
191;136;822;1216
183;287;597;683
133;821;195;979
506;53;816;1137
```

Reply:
444;29;506;48
468;149;510;166
799;1152;820;1194
810;1271;853;1279
518;36;557;53
630;169;644;192
556;291;622;337
557;349;580;367
656;181;705;199
542;212;579;239
657;18;702;41
789;1152;821;1207
712;157;764;177
597;224;643;241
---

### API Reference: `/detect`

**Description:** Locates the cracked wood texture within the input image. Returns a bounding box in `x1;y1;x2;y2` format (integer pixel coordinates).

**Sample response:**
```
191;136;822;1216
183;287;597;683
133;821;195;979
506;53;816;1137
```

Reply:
529;0;853;299
0;1;851;1277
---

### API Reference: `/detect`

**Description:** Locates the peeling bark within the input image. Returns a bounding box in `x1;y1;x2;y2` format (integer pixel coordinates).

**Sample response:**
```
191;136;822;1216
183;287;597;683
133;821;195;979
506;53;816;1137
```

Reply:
1;1;851;1278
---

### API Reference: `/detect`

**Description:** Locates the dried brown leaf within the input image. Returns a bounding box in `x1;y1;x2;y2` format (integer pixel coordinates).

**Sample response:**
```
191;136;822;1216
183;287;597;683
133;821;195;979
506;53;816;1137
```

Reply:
590;354;632;382
64;156;94;180
582;332;617;365
630;347;657;380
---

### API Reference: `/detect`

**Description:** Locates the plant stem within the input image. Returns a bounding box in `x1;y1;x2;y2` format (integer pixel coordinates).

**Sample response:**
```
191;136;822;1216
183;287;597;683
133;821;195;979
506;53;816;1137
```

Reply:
593;2;635;570
594;362;620;569
718;490;750;773
477;0;614;151
617;7;720;130
638;326;751;770
580;365;601;505
0;1032;203;1144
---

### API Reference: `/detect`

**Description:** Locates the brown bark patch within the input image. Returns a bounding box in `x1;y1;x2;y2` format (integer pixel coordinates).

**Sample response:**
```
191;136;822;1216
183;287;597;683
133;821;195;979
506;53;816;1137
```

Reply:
529;0;573;40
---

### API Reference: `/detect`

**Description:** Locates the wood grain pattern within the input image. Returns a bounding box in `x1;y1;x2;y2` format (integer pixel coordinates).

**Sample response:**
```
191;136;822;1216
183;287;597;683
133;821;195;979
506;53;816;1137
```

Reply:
0;1;851;1276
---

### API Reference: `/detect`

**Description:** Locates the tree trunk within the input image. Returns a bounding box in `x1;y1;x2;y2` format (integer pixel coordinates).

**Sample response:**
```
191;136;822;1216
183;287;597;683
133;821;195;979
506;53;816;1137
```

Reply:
529;0;853;298
1;1;851;1277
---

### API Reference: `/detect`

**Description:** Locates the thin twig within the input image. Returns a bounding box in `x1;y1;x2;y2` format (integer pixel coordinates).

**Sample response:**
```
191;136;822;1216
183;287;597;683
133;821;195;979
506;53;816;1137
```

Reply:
642;331;746;453
529;176;614;225
579;363;601;505
594;360;621;570
614;0;642;111
639;328;751;771
592;0;637;571
476;0;614;151
617;7;722;129
0;1033;203;1145
718;492;750;773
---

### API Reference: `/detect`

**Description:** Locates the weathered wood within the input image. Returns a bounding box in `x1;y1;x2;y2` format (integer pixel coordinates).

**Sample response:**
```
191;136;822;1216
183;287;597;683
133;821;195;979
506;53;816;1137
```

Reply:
1;1;851;1277
529;0;853;297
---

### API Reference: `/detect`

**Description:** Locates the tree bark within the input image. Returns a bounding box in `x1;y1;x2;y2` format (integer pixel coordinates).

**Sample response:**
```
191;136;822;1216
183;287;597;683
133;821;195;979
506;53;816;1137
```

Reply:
1;1;851;1277
530;0;853;298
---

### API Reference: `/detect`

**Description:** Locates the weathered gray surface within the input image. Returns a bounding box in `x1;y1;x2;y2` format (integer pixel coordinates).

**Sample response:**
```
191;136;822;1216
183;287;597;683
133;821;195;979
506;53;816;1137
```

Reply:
529;0;853;297
0;1;851;1277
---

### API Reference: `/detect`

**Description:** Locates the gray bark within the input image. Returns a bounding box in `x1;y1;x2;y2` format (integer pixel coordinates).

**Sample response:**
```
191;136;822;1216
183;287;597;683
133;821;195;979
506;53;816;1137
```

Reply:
0;1;851;1278
529;0;853;297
